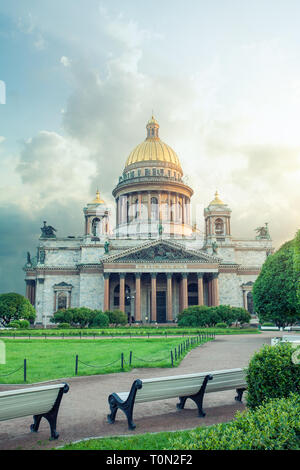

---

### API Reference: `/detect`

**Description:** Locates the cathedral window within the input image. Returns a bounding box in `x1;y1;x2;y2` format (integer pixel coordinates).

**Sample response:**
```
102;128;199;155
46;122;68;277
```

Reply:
145;169;150;176
92;218;100;236
215;218;224;235
152;168;156;176
188;283;198;306
151;197;159;220
57;292;68;310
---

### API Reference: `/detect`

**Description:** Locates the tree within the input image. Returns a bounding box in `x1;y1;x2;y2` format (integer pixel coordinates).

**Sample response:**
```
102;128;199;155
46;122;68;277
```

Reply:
294;229;300;302
0;293;36;327
252;235;300;328
231;307;251;325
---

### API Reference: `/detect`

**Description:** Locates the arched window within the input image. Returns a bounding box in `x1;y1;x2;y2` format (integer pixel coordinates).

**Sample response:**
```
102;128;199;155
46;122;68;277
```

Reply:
57;292;67;310
247;292;255;315
151;197;159;220
92;218;100;236
215;218;224;235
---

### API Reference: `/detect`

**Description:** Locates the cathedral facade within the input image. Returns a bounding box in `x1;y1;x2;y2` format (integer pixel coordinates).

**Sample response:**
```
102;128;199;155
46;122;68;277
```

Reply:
24;117;273;326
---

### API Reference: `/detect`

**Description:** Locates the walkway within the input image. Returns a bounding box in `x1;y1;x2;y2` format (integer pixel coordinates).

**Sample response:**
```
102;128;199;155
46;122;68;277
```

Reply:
0;331;283;450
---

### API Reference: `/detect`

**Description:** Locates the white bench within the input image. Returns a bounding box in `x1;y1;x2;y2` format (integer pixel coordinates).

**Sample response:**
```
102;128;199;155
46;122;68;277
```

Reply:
0;383;69;440
107;368;247;430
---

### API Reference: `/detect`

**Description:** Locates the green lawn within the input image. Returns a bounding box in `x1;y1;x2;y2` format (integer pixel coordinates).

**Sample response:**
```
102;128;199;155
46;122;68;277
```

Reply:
0;326;259;337
0;337;210;384
61;430;188;450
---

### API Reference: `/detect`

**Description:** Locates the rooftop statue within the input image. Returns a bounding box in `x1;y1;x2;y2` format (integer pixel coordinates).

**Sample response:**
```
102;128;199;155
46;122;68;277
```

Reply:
255;222;271;240
40;221;57;238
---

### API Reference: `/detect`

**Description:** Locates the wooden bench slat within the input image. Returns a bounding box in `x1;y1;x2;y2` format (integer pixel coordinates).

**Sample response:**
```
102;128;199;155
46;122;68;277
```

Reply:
0;389;60;421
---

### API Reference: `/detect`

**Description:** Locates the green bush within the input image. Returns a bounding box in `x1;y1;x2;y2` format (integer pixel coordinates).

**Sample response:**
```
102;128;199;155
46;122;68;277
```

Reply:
91;311;109;328
8;320;21;328
246;343;300;410
19;319;30;329
105;310;127;326
59;323;70;329
215;322;228;328
177;306;218;327
167;393;300;450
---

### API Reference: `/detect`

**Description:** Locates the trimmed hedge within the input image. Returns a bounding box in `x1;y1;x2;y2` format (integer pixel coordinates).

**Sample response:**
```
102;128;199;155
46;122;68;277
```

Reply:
167;393;300;450
246;343;300;409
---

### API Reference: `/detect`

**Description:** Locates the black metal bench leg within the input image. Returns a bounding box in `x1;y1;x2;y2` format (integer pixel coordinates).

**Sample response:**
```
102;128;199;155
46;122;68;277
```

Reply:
44;410;59;440
235;388;246;402
176;396;188;410
177;375;213;418
30;415;42;433
107;398;118;424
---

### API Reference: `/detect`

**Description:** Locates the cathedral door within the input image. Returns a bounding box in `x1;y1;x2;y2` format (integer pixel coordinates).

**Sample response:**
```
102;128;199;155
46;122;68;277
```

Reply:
156;291;166;323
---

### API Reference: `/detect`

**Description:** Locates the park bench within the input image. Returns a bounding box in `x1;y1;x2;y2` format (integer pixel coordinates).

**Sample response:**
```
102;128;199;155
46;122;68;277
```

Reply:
107;368;247;430
0;382;69;440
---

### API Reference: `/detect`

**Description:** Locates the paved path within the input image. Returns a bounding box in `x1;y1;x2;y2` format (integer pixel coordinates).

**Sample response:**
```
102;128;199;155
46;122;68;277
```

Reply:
0;331;284;450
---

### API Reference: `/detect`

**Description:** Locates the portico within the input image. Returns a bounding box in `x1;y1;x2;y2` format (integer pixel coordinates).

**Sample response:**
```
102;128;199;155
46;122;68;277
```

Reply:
102;239;220;323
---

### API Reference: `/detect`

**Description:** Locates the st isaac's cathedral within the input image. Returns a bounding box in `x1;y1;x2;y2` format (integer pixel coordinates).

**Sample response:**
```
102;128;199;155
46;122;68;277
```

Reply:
24;116;273;326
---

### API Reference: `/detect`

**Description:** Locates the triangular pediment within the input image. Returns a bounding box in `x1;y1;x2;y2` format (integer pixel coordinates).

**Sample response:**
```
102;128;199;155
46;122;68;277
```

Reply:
103;239;220;264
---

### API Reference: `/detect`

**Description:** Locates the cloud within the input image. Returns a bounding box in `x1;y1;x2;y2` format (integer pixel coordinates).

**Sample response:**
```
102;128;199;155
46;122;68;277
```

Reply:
17;12;47;50
60;56;71;67
0;136;5;143
15;131;97;211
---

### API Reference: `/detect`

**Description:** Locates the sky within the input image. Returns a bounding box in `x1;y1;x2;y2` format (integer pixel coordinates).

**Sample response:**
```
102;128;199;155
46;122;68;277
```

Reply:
0;0;300;294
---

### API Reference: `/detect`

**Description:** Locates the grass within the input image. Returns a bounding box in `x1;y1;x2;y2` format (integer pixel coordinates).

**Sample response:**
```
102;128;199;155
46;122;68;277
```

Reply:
0;326;259;337
60;429;190;450
0;336;210;384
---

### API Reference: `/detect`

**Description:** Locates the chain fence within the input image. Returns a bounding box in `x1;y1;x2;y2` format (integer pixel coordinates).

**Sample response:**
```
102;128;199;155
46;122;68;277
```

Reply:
0;334;215;382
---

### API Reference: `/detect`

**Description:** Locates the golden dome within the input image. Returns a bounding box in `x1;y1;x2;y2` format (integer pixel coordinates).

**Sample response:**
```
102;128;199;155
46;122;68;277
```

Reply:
209;191;225;206
124;116;182;172
90;190;105;205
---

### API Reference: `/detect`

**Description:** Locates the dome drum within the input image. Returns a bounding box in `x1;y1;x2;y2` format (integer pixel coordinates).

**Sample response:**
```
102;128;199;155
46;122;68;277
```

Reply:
113;116;193;238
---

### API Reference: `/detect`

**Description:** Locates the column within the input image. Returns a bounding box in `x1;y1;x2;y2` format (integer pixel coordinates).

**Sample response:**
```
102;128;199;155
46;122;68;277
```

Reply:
197;273;204;306
211;273;219;306
135;273;141;322
207;276;212;306
138;192;142;220
243;290;248;310
147;192;151;221
151;273;157;322
182;273;188;310
119;273;125;313
104;273;110;311
158;192;162;224
182;196;185;224
167;273;173;322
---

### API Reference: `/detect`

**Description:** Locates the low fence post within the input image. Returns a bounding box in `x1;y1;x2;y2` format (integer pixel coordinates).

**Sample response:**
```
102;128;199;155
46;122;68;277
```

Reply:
171;350;174;367
129;351;132;366
24;359;27;382
75;355;78;375
175;348;177;361
121;353;124;370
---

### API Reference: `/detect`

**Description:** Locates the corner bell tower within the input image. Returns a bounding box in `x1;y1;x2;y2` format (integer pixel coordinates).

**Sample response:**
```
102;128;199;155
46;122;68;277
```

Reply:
83;190;111;238
204;191;232;246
